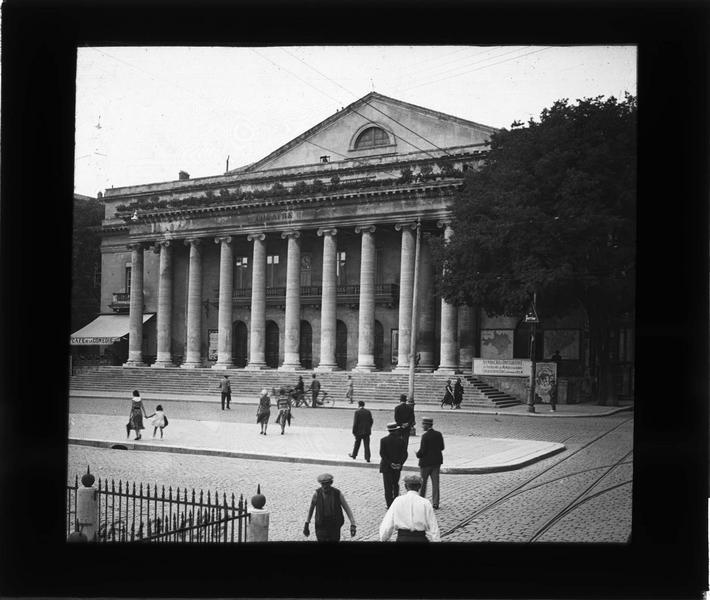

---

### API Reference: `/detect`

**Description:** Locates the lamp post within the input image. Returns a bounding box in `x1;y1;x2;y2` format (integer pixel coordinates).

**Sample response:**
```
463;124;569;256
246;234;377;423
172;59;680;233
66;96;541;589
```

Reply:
407;219;422;401
525;292;540;413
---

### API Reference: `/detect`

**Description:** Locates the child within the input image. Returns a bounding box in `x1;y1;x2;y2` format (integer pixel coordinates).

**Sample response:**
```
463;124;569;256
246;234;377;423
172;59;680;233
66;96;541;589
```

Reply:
147;404;169;439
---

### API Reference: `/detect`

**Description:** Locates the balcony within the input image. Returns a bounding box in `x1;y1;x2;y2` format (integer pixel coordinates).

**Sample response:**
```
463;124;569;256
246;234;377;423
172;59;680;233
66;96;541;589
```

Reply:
109;292;131;313
231;284;399;307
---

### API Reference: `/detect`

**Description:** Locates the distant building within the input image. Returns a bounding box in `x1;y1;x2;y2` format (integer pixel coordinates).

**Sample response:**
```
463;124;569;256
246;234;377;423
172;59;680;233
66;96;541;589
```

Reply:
72;92;633;399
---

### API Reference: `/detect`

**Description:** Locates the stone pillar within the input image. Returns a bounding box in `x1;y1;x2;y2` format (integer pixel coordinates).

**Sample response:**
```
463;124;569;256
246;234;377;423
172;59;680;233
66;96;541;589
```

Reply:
394;222;416;371
124;242;146;367
280;230;301;370
458;305;474;372
213;236;234;369
152;240;174;368
354;225;376;371
436;222;459;374
246;233;267;369
417;234;436;371
316;228;338;371
181;239;203;368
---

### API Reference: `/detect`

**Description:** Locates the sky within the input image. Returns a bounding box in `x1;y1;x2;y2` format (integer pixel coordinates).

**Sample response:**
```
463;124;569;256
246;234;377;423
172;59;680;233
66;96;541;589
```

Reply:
74;45;636;197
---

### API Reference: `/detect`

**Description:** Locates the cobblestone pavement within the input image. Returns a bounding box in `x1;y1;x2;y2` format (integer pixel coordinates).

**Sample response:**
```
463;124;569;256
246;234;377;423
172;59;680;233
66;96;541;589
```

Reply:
68;397;633;543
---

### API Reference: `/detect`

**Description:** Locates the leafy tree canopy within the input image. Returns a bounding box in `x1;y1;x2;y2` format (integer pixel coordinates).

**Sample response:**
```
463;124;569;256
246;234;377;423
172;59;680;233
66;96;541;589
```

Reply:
72;195;104;329
433;94;636;322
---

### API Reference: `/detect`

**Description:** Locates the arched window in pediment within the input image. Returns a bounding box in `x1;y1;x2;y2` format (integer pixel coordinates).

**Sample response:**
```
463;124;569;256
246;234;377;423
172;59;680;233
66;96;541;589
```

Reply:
354;126;390;149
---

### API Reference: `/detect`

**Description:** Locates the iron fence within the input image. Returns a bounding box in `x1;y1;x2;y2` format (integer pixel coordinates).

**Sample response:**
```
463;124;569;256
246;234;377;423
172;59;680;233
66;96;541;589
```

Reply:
66;475;78;538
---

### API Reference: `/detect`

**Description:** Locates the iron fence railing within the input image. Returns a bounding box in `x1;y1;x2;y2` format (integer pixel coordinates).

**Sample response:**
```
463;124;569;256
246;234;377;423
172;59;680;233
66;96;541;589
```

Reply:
232;284;399;301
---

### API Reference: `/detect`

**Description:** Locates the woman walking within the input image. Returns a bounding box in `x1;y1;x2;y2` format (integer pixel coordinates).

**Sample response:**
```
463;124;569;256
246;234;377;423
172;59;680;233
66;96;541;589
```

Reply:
275;387;292;435
256;388;271;435
346;375;354;404
441;380;454;409
453;378;464;409
126;389;149;440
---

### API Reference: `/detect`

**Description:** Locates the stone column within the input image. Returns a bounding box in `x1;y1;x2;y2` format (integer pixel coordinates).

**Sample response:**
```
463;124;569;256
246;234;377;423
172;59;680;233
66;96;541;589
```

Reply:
181;239;203;368
354;225;376;371
124;242;146;367
279;230;301;370
458;305;474;372
213;236;234;369
316;228;338;371
152;240;174;368
436;222;459;374
246;233;267;369
394;222;416;371
417;234;436;371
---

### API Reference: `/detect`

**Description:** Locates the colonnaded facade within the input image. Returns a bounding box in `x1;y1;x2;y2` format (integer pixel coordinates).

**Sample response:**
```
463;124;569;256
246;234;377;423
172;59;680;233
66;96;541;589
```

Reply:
73;92;633;392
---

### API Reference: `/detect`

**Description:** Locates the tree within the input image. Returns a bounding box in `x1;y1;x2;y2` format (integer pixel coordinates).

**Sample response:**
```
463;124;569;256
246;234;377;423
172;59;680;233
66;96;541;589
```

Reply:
432;95;636;405
72;194;104;331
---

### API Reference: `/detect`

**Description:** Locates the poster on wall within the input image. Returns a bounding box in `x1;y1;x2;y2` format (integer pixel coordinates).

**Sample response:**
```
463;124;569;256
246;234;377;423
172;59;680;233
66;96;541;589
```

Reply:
480;329;514;359
208;329;219;361
535;362;558;403
391;329;399;365
543;329;580;359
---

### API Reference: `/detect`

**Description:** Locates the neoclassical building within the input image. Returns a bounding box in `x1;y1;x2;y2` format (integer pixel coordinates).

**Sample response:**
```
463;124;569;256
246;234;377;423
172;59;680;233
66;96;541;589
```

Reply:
72;92;633;393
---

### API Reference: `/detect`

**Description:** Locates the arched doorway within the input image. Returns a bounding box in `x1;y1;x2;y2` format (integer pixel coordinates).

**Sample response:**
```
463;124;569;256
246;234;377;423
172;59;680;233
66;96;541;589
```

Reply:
232;321;248;367
374;320;384;370
265;321;279;368
336;320;347;370
300;320;313;369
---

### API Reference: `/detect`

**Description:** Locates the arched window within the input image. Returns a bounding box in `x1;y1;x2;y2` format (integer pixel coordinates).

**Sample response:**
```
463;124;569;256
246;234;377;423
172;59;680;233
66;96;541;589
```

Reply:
354;126;390;149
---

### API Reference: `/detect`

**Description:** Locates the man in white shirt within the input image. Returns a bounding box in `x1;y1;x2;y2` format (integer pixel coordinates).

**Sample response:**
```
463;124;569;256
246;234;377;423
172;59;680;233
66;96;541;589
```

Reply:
379;474;440;542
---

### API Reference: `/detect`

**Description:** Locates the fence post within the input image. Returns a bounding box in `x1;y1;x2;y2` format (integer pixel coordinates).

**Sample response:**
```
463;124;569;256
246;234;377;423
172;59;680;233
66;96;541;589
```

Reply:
75;467;98;541
247;485;269;542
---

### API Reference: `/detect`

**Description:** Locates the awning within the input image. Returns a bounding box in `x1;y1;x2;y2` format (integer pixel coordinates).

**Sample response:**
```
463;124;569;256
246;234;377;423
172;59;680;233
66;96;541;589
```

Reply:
70;314;154;345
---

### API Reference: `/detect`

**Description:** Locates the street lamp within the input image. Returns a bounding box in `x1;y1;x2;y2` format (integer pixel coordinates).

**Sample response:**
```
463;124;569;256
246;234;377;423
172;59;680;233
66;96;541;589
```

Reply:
524;292;540;413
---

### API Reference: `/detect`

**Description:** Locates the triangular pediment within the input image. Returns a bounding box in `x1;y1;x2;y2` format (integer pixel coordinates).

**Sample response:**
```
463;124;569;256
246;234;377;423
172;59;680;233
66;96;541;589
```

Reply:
234;92;498;173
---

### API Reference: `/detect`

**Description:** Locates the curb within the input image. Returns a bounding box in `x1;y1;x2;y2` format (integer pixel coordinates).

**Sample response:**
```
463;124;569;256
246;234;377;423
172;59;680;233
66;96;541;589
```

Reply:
68;437;566;475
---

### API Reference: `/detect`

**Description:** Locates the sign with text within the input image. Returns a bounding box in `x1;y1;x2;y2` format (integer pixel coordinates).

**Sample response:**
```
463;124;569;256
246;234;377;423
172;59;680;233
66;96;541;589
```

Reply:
208;329;219;361
473;358;531;377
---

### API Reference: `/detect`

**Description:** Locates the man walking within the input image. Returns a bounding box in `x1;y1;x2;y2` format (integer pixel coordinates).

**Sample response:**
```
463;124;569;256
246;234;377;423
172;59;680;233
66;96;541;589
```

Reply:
303;473;357;542
394;394;415;446
307;373;321;408
379;474;440;542
416;417;445;509
349;400;373;462
219;374;232;410
379;422;408;509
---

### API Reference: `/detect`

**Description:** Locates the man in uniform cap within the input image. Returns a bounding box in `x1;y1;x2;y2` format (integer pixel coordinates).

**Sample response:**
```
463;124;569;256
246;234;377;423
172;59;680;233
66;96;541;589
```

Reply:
394;394;415;446
303;473;357;542
416;417;445;509
379;422;408;508
379;473;440;542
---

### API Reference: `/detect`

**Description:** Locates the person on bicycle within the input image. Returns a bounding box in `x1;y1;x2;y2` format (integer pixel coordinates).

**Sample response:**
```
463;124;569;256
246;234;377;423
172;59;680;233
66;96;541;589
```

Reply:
307;374;321;408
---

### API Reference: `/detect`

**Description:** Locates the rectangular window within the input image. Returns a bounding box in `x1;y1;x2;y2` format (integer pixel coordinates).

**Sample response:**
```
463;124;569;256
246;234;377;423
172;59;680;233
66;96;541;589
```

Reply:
391;329;399;365
266;254;279;287
336;251;347;285
300;253;312;286
93;263;101;289
375;248;384;285
125;265;132;295
235;256;249;289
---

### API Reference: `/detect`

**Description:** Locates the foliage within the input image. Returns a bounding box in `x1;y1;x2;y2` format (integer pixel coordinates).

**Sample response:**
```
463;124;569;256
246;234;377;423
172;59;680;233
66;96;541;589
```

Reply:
72;195;104;329
432;95;636;404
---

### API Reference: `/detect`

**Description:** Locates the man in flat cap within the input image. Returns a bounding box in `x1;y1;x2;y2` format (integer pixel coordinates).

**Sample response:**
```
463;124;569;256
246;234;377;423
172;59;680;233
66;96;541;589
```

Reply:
416;417;445;509
303;473;357;542
379;474;440;542
379;422;408;509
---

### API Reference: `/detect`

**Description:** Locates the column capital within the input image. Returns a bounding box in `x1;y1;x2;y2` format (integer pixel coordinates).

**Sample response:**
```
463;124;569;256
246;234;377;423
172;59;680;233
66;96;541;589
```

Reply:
247;232;266;242
152;239;172;253
184;238;202;247
394;221;418;232
281;230;301;240
126;242;147;251
436;220;452;230
355;225;376;234
214;235;233;245
317;228;338;237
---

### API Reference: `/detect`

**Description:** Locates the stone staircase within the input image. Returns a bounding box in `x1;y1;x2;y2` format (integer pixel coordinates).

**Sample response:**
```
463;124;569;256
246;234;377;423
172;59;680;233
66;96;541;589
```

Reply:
70;367;521;408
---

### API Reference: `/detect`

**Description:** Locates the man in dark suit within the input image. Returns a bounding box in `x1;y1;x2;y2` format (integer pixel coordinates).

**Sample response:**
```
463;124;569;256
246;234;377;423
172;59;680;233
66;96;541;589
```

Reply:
416;417;445;509
394;394;415;446
349;400;373;462
379;422;408;508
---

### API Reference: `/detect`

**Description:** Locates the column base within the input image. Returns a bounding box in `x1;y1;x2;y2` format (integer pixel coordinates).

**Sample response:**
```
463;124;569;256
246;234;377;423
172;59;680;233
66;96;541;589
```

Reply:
353;365;376;372
315;364;339;372
393;365;412;373
212;363;234;370
181;362;204;369
123;361;146;368
434;367;459;375
151;361;175;369
278;363;301;372
245;363;269;370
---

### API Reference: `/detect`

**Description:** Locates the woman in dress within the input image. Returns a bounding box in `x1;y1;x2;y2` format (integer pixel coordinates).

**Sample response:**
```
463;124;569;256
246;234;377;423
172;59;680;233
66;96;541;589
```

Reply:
441;380;454;409
127;389;149;440
256;388;272;435
453;378;464;409
275;387;292;435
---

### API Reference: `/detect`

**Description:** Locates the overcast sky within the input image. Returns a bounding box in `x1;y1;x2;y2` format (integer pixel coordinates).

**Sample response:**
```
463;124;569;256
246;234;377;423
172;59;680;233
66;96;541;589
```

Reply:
75;45;636;197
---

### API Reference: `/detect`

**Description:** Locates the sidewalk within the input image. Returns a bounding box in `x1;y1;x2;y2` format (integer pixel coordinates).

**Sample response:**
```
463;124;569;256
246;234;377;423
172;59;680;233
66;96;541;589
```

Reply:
68;412;566;475
70;389;633;418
